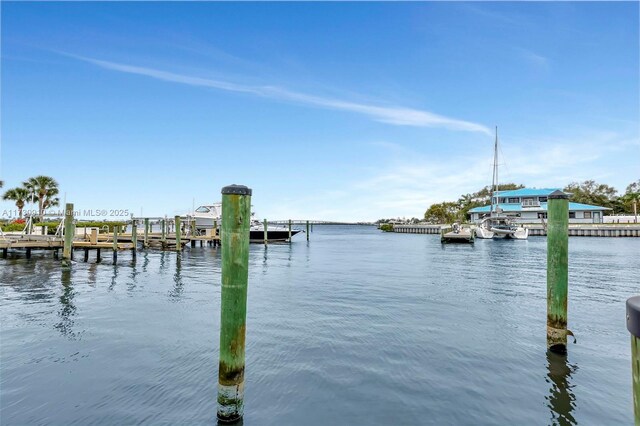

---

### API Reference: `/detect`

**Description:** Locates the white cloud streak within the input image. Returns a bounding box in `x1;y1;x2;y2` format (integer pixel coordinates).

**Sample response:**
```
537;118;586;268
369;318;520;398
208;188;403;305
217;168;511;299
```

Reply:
70;54;491;135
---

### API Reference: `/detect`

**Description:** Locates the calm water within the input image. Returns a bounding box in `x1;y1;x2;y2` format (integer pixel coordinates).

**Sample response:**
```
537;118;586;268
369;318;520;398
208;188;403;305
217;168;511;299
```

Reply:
1;226;638;425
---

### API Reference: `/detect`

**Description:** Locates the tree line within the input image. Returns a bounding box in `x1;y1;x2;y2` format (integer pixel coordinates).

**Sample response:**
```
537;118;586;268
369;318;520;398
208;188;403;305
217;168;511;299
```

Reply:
423;179;640;224
1;176;60;221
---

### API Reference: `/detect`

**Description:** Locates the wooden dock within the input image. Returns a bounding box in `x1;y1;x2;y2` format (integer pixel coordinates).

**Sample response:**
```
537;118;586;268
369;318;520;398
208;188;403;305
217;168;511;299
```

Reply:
0;228;220;261
440;225;475;244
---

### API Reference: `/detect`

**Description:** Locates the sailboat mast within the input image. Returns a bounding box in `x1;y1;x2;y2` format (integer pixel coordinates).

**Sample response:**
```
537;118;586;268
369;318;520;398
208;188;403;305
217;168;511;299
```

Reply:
495;126;499;208
490;126;498;215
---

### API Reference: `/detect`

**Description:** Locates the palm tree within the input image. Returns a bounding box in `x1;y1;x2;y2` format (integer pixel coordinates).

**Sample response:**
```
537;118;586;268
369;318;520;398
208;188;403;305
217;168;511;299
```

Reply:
622;192;640;223
3;187;30;219
23;176;59;221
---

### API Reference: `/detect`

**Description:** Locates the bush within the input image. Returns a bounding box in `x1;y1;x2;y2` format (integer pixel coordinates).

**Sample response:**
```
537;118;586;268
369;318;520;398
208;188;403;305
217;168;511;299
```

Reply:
1;223;26;232
32;221;127;234
380;223;394;232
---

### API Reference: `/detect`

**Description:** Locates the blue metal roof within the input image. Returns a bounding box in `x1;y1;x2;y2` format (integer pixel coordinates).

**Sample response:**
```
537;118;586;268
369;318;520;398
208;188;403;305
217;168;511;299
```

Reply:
469;202;611;213
493;188;560;197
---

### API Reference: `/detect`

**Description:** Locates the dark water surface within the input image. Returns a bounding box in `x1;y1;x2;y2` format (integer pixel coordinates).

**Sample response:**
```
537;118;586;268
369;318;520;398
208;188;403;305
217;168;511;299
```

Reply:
1;226;638;425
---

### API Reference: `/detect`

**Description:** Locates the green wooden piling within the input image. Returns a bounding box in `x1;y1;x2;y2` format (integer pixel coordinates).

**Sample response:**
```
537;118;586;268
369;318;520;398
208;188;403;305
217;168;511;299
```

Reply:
161;219;166;243
113;225;119;262
131;221;138;259
263;219;268;246
191;218;196;236
288;219;292;242
132;221;138;247
175;216;181;251
627;296;640;424
144;218;149;248
547;190;569;353
306;220;310;241
217;184;252;423
62;203;75;265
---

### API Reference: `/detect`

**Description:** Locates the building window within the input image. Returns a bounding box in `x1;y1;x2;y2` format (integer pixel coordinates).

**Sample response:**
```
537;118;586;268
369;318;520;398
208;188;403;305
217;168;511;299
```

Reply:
538;212;547;219
539;197;548;203
499;198;506;203
584;211;592;219
522;198;537;206
569;212;576;219
508;197;519;203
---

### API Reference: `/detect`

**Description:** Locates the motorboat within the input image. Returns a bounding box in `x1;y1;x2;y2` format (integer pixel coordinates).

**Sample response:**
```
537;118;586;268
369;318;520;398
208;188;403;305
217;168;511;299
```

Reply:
249;220;302;243
189;204;302;242
192;204;222;230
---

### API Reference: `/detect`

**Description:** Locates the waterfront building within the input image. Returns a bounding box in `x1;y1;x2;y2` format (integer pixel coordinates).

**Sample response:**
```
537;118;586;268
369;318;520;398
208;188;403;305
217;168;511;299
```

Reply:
468;188;611;224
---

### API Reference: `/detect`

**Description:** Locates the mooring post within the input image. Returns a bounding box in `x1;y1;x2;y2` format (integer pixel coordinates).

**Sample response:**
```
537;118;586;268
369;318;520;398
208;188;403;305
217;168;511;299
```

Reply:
132;221;138;247
547;190;569;353
113;225;118;262
174;216;181;251
306;220;310;241
2;248;7;259
131;221;138;259
161;219;166;244
62;203;75;266
627;296;640;423
263;219;268;246
144;218;149;248
217;184;252;423
288;219;292;242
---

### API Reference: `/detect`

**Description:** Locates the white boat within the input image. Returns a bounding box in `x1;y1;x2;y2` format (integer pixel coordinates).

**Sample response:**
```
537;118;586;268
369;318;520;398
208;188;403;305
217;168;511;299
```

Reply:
192;204;222;230
189;204;301;242
475;127;528;240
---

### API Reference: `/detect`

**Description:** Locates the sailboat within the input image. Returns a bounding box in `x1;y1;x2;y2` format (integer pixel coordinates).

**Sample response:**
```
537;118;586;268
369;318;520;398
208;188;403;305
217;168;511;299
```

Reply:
475;127;529;240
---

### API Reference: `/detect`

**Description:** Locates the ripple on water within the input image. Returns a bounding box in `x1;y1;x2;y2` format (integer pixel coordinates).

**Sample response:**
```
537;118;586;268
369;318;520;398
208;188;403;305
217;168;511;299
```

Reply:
1;228;638;425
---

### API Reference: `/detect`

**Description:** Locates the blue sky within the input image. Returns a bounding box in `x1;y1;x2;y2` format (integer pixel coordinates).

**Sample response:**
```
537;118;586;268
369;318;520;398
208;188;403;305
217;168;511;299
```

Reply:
1;2;638;221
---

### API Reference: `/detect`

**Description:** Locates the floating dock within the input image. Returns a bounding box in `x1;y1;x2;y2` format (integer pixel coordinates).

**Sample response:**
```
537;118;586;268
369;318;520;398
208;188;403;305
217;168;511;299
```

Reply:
440;225;475;244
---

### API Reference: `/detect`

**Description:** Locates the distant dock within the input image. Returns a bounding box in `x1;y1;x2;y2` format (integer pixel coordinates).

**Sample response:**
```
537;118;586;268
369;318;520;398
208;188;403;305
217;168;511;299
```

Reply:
391;224;640;237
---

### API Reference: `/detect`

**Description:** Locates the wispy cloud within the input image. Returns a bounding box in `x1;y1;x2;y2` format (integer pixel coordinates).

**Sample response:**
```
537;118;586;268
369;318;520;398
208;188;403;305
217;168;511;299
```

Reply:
65;53;491;135
267;130;638;221
516;47;550;70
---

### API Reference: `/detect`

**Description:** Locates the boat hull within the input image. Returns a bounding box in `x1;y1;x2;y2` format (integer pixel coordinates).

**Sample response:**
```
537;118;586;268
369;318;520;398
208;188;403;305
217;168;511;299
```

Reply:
249;229;302;243
475;227;494;239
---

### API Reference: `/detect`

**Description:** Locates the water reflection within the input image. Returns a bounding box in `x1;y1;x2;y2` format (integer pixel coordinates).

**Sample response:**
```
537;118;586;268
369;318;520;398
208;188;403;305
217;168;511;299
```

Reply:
262;247;268;273
55;269;79;339
87;262;98;287
168;254;183;300
109;265;119;291
143;251;150;272
159;251;168;274
545;350;577;425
